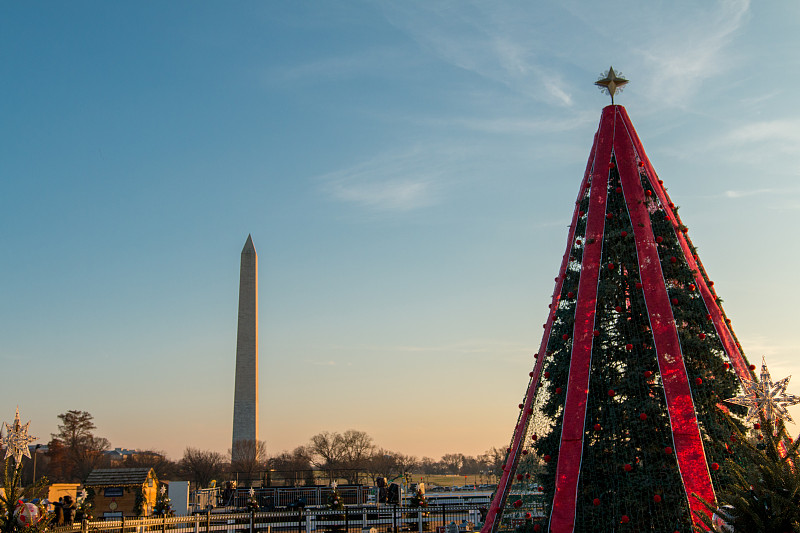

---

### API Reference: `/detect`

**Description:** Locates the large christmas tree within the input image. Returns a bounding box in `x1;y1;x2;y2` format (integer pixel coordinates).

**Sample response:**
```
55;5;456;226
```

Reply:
482;70;755;533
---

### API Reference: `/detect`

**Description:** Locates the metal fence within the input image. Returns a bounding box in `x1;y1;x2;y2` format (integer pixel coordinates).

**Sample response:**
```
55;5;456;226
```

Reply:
51;505;484;533
196;486;372;510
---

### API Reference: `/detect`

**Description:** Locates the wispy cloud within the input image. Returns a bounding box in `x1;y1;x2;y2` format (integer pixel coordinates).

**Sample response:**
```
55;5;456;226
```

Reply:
723;188;778;198
379;1;576;107
327;338;532;360
317;146;461;213
636;0;751;105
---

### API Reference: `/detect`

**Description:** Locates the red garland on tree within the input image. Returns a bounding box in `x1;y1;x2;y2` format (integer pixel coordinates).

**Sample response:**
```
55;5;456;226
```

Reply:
482;98;753;533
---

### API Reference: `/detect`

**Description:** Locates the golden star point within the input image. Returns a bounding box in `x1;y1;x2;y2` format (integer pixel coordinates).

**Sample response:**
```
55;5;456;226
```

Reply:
595;66;629;104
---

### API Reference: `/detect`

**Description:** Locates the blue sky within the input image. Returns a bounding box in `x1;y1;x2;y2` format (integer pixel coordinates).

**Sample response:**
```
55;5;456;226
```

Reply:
3;0;800;461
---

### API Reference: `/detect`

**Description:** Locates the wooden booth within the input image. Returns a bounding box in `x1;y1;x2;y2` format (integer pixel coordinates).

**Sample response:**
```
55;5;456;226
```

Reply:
84;468;159;519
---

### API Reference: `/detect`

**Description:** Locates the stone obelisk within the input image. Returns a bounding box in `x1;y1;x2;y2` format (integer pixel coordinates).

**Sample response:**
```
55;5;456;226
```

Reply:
232;235;258;456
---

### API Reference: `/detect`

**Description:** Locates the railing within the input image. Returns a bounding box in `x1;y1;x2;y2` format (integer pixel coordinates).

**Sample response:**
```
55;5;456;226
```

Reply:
193;486;372;511
51;505;484;533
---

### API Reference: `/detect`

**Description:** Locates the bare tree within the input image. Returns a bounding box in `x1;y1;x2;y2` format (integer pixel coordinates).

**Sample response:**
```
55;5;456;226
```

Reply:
122;450;180;481
180;448;226;489
47;410;110;482
229;440;267;484
308;432;345;482
270;446;314;486
308;430;375;484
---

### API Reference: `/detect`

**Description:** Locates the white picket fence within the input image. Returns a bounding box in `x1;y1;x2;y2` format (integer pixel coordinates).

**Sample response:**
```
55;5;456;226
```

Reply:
52;505;483;533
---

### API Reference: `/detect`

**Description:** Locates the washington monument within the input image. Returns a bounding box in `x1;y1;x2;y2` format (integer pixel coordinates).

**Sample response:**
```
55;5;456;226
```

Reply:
232;234;258;456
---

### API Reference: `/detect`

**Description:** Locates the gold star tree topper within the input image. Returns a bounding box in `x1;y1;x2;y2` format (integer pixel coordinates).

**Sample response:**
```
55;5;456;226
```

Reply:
595;66;629;104
726;357;800;425
1;408;37;464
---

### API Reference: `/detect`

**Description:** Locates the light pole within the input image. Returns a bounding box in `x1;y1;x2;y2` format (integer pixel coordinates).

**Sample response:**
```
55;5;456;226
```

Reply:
32;444;41;483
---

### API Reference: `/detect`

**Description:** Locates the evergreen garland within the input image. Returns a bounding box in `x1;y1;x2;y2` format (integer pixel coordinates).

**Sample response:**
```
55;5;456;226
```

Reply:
695;415;800;532
0;458;50;533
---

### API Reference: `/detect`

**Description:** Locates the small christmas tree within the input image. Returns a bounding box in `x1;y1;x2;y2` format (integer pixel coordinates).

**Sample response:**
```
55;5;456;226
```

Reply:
0;410;50;533
325;483;346;533
408;484;431;531
154;485;175;517
694;362;800;532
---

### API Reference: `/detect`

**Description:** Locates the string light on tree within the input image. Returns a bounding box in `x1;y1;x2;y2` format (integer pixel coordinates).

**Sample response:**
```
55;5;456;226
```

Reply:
725;357;800;425
1;408;37;464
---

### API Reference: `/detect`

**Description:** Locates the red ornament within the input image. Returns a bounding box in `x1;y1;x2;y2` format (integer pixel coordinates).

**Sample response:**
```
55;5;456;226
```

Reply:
538;486;543;491
544;371;550;378
562;334;570;340
522;450;529;455
749;364;756;371
636;282;643;289
519;403;524;409
593;423;602;431
698;333;706;340
723;362;730;370
670;256;677;263
645;189;653;196
513;499;522;508
533;525;541;532
653;494;662;503
608;162;615;169
567;291;575;298
709;281;714;286
639;413;647;421
606;213;613;220
758;434;764;440
625;343;633;351
656;236;663;243
543;455;551;463
531;434;538;441
608;262;615;270
529;371;534;377
593;330;600;337
664;446;673;455
555;387;563;394
576;239;582;245
615;305;623;312
638;161;645;168
621;515;630;524
621;230;628;237
754;423;761;430
608;389;616;397
706;314;712;320
615;186;622;193
590;498;601;507
524;513;532;520
711;462;720;471
671;298;679;305
516;474;523;481
644;370;654;378
695;378;703;385
623;463;633;472
578;211;585;217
